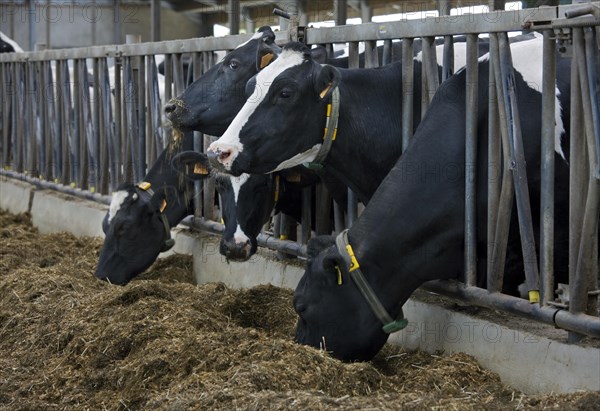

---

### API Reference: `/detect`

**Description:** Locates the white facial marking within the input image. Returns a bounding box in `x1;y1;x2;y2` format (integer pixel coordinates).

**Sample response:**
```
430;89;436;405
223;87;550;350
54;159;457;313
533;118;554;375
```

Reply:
230;173;250;202
234;30;263;50
0;31;24;52
208;49;306;165
272;144;322;172
233;225;250;245
108;190;130;223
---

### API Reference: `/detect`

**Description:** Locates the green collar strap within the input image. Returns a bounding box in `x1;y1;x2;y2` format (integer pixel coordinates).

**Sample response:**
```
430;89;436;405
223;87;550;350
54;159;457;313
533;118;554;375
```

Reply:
334;229;408;334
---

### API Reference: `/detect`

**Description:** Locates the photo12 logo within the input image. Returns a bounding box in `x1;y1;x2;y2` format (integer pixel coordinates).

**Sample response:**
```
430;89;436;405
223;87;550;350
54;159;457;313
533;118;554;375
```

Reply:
1;2;139;24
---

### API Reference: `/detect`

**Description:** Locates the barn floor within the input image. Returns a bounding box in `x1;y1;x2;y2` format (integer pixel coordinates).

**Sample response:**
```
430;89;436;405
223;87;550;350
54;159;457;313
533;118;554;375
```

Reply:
1;209;598;410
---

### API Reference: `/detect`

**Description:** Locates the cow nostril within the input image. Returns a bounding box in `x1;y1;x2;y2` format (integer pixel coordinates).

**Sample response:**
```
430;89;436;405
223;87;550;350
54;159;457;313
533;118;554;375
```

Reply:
218;150;231;161
164;102;177;114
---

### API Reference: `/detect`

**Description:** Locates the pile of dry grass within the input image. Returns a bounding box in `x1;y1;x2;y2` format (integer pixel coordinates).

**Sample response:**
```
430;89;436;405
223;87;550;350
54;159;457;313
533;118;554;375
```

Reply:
1;209;598;410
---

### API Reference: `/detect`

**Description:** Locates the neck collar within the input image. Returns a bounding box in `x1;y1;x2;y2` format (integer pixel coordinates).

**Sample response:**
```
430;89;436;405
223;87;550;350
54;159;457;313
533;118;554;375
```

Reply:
304;86;340;169
335;229;408;334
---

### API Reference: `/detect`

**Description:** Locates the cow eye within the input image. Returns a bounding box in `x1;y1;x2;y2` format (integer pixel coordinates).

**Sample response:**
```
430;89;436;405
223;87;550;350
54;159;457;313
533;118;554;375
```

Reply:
279;88;292;99
228;59;240;70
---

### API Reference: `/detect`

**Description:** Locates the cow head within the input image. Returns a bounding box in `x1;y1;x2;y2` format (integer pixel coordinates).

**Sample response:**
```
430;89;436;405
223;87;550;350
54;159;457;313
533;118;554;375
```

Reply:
172;150;276;261
165;26;281;136
206;42;341;176
94;183;177;285
293;236;390;361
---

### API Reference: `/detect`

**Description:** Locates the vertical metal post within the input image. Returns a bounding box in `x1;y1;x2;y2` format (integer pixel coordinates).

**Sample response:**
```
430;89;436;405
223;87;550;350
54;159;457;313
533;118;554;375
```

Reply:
347;41;360;227
228;0;240;35
334;0;347;25
568;31;585;343
571;28;600;331
498;33;540;299
464;33;479;287
114;55;123;185
401;38;414;152
422;36;439;104
151;0;161;42
301;187;312;244
487;34;503;293
540;30;556;305
193;51;204;219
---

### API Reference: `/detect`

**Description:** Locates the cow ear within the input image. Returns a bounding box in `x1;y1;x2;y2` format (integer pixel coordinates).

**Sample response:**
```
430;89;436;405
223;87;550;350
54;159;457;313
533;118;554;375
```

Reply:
171;150;211;181
256;28;281;70
307;235;336;258
148;190;167;214
310;45;328;64
314;65;340;101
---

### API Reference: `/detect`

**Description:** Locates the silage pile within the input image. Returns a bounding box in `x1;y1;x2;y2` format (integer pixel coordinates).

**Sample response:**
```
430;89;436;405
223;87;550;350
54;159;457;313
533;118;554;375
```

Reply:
1;209;598;410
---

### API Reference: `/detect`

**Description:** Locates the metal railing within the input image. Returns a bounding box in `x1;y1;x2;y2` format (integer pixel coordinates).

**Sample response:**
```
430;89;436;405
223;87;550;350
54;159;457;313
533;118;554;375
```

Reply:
1;4;598;339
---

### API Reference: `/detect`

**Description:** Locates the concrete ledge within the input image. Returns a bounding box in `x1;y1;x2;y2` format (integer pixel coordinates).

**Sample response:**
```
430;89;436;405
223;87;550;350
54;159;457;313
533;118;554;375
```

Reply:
31;189;107;237
193;233;305;290
390;292;600;394
0;178;34;214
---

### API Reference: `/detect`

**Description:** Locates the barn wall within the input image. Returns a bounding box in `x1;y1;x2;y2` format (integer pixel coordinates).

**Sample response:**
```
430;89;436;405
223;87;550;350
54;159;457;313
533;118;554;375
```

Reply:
1;2;201;50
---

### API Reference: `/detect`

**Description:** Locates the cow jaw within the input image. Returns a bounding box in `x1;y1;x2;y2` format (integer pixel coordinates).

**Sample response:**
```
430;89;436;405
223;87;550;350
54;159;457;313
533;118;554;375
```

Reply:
208;48;306;170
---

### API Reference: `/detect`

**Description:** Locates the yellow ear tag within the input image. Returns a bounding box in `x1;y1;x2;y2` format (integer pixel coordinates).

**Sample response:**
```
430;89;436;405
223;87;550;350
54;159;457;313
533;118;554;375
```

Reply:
193;163;209;175
138;181;151;191
529;290;540;303
260;52;274;69
335;266;343;285
160;199;167;213
319;83;332;99
345;244;360;272
279;234;288;241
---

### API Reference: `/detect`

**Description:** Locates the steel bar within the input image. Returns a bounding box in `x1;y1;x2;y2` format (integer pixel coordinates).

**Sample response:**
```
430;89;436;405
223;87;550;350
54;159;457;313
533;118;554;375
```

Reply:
137;55;147;178
583;28;600;178
301;187;312;244
422;36;439;104
192;51;204;220
498;33;540;296
442;35;454;81
464;33;479;287
490;33;514;293
333;201;345;235
114;57;124;185
568;36;586;312
364;40;379;68
401;38;414;152
382;39;392;66
189;217;307;258
0;170;111;205
422;280;600;338
486;33;502;293
572;28;600;318
540;30;557;305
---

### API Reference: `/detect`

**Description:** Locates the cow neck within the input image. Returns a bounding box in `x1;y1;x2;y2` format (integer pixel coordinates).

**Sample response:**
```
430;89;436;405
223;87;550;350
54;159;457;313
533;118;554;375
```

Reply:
316;63;407;203
335;229;408;334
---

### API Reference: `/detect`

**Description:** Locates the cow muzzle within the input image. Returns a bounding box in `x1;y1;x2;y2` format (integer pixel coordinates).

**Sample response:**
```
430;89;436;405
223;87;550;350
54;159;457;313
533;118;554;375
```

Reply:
207;143;239;171
220;237;253;261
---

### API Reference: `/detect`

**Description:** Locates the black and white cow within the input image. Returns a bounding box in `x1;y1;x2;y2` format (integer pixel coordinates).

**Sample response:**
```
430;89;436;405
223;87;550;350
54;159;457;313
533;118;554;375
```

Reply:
172;150;348;260
165;26;281;135
206;37;574;360
0;31;24;53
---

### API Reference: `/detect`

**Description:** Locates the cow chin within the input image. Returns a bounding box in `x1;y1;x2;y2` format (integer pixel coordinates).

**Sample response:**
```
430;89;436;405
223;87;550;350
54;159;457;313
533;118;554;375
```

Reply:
94;247;158;286
219;237;257;261
294;321;387;362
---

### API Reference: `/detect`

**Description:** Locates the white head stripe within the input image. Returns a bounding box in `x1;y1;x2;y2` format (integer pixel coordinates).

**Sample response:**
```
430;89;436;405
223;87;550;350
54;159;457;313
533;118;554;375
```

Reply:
108;190;130;223
210;49;306;153
230;173;250;202
234;30;264;50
